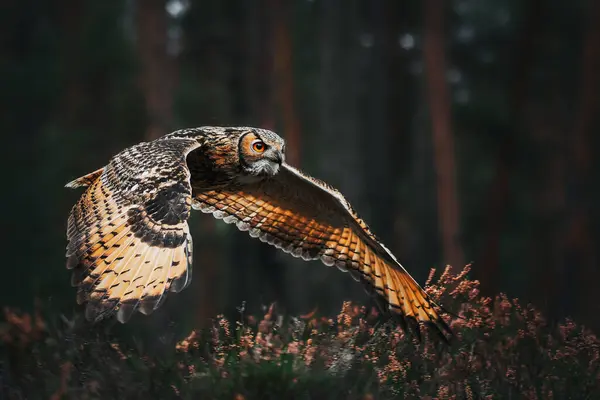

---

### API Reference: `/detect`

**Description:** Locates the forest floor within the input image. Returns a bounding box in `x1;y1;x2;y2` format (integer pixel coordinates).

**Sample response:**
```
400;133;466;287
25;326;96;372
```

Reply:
1;266;599;399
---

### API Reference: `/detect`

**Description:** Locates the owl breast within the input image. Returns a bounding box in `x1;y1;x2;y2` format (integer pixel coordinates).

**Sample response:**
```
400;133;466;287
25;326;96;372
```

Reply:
234;174;266;185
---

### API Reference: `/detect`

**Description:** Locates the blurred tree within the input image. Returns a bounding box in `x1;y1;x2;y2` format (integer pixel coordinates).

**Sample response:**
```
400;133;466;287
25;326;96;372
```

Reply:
360;0;392;244
522;0;592;328
57;0;85;128
272;0;301;166
566;0;600;329
480;0;543;296
423;0;464;269
311;0;364;310
136;0;175;139
381;0;421;272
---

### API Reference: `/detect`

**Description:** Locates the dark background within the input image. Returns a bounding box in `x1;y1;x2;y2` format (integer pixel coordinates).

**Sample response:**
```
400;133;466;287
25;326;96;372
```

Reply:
1;0;599;337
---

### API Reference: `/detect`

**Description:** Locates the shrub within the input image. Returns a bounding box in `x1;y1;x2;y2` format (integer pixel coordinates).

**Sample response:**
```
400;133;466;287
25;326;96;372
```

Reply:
1;266;599;399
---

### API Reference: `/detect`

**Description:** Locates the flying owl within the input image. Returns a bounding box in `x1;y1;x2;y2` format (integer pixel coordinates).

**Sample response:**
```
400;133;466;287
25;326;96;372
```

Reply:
65;126;451;341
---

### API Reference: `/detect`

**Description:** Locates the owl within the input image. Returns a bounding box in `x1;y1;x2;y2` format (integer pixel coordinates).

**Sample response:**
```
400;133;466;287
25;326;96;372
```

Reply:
65;126;451;341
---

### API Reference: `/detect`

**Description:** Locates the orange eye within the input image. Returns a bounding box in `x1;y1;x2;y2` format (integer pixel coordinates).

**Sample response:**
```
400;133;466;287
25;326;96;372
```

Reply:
252;140;266;153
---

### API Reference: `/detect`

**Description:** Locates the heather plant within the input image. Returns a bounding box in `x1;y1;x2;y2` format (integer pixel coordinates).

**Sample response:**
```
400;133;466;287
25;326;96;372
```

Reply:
1;266;599;399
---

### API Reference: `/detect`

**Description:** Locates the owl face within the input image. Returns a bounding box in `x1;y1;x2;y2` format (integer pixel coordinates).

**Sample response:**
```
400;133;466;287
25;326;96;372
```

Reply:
237;129;285;177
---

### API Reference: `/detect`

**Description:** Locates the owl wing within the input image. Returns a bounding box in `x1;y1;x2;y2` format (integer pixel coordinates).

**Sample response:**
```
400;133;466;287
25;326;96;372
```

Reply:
193;163;452;341
65;138;200;323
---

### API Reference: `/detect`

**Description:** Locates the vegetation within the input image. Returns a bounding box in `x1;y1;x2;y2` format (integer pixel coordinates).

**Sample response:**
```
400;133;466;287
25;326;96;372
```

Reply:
3;266;598;399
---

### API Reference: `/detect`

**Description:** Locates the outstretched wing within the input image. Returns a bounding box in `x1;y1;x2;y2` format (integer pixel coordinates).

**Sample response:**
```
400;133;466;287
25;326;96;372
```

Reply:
193;163;452;341
66;138;200;323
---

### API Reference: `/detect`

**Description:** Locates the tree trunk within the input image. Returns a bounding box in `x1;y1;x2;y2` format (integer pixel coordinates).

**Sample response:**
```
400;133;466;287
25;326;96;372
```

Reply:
480;0;543;295
309;0;365;314
361;0;392;243
136;0;175;140
423;0;464;269
57;0;85;129
271;0;301;166
383;0;420;270
566;0;600;329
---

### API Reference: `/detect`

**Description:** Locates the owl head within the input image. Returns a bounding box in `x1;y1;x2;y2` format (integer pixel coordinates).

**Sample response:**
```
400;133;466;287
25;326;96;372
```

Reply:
235;128;285;177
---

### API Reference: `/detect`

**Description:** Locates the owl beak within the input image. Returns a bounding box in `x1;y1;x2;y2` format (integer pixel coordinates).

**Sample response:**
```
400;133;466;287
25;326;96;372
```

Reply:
268;151;283;165
274;152;283;165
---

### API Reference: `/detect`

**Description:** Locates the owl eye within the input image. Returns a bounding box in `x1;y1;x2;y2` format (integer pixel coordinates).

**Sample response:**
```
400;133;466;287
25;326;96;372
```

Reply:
251;140;266;153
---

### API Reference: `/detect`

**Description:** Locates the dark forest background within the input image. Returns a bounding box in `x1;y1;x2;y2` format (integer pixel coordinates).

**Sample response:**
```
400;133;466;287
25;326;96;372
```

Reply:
1;0;599;341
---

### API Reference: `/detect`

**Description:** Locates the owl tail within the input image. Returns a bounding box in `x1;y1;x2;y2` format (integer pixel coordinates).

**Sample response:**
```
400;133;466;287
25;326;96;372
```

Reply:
65;168;104;188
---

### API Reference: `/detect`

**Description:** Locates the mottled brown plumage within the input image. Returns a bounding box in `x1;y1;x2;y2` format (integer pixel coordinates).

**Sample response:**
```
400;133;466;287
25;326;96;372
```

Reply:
66;126;451;341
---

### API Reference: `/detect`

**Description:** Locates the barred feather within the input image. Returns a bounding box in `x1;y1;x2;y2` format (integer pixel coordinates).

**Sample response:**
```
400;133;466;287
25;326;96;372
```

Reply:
66;136;200;322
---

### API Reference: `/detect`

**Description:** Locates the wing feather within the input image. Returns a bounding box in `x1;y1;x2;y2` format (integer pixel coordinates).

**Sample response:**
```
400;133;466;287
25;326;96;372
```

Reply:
193;163;452;341
66;138;201;323
74;228;137;293
116;246;161;321
168;225;193;293
139;246;174;314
